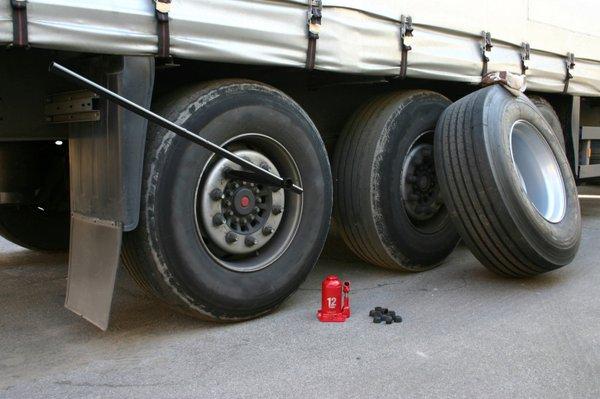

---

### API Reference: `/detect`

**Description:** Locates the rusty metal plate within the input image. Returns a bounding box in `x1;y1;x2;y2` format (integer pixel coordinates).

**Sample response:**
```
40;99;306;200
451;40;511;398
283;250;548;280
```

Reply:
44;90;100;124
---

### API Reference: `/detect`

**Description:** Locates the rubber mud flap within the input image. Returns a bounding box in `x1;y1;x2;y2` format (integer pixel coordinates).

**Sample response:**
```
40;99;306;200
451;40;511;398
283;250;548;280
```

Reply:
434;85;581;276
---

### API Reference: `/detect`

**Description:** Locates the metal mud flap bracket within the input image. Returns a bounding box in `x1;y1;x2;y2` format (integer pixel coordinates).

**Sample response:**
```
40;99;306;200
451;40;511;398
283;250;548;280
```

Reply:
48;56;154;330
45;90;100;124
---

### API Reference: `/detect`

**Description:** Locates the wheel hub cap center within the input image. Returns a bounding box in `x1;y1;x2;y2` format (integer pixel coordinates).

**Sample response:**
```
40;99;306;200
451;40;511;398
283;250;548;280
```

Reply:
233;188;255;215
199;149;286;257
400;141;443;223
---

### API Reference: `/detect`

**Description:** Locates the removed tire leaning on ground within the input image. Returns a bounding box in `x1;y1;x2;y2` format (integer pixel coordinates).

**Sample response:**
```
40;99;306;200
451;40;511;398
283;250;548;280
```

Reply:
435;85;581;277
333;91;460;271
122;80;332;320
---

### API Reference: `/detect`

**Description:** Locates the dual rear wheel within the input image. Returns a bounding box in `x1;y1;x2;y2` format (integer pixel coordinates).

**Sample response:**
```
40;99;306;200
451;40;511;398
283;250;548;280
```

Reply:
333;91;460;271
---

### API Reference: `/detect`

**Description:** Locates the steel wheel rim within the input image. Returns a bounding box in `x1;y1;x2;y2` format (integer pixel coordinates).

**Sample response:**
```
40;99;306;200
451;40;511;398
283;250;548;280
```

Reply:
509;120;566;223
400;131;447;233
195;133;302;272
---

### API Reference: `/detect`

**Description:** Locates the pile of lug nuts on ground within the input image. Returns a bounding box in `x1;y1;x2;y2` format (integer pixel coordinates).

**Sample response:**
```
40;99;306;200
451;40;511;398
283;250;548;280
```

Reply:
369;307;403;324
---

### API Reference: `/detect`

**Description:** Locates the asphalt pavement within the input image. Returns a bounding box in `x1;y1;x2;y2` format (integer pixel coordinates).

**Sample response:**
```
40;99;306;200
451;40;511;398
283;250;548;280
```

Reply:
1;189;600;398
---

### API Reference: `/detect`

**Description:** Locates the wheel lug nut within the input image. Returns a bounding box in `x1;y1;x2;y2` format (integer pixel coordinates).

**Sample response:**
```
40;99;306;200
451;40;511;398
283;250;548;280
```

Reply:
227;210;234;216
212;213;226;226
245;236;258;247
232;182;240;189
224;200;232;207
272;205;283;215
225;232;238;244
262;226;274;236
253;206;260;214
210;188;223;201
256;197;263;204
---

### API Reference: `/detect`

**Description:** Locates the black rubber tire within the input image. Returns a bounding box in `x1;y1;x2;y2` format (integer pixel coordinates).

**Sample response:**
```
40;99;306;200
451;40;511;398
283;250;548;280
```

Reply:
0;205;69;251
435;85;581;277
333;90;460;271
528;95;566;150
122;79;332;321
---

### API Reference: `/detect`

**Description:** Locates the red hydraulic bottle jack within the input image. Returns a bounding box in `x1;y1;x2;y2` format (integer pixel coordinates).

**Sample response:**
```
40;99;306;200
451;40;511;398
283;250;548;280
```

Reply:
317;275;350;322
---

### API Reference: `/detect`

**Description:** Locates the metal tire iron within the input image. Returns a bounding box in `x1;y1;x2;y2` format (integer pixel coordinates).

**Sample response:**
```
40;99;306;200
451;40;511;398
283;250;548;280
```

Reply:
48;62;303;195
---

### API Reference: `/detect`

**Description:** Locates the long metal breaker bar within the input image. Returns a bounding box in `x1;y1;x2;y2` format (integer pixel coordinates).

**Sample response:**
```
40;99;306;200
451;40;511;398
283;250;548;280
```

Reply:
49;62;303;194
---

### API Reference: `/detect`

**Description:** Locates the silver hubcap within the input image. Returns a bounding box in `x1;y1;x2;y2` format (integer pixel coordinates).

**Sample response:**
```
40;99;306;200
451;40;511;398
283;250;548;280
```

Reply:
200;150;285;255
510;120;566;223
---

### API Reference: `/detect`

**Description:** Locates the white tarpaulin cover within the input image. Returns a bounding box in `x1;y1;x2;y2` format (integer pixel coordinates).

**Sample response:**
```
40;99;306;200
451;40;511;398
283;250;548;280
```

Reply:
1;0;600;96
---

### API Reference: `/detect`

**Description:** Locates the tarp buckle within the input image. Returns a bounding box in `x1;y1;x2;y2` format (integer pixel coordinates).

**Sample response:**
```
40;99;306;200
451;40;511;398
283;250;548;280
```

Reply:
306;0;322;70
307;0;322;39
481;31;493;76
399;15;413;79
563;52;575;94
520;42;530;75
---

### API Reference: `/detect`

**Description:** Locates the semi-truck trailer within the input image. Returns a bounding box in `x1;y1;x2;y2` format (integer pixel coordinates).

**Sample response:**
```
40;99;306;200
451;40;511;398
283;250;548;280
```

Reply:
0;0;597;329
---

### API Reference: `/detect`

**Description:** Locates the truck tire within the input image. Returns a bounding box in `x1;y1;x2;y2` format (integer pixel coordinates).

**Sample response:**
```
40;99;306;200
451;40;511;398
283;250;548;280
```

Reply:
0;206;69;251
333;91;460;271
435;85;581;277
122;79;332;321
528;95;566;150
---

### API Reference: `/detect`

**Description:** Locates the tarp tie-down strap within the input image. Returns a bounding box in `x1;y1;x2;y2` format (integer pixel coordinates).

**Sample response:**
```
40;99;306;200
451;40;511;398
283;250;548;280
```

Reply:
481;31;492;76
520;42;530;76
9;0;28;48
155;0;171;59
306;0;322;70
563;52;575;94
399;15;413;79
